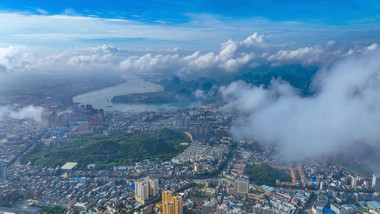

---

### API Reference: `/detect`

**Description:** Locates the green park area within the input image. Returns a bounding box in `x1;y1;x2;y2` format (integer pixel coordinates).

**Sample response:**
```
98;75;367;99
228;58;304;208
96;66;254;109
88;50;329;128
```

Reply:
244;164;292;186
25;128;190;170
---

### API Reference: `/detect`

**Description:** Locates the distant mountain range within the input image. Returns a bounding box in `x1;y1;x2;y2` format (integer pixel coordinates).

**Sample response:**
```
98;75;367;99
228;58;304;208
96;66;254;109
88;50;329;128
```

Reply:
112;64;319;105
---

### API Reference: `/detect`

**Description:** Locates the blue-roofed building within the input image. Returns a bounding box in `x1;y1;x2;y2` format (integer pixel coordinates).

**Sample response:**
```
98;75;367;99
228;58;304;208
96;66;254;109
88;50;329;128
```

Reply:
331;203;356;214
261;185;275;193
323;208;336;214
118;167;127;173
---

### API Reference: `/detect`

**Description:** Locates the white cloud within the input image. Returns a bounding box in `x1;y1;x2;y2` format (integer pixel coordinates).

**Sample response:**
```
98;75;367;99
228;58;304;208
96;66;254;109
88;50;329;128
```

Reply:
326;40;336;47
219;39;239;61
221;50;380;159
0;105;44;122
0;11;377;52
366;43;378;51
87;45;120;53
267;46;324;65
0;33;377;78
219;54;255;72
167;47;181;52
116;33;263;74
0;12;210;45
186;52;219;70
36;9;48;15
0;13;284;49
241;32;268;47
155;20;169;24
0;46;32;73
182;33;264;72
119;54;180;75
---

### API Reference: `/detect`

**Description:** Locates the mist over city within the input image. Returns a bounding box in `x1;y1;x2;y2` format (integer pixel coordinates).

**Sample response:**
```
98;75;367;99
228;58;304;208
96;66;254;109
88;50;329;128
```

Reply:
0;1;380;214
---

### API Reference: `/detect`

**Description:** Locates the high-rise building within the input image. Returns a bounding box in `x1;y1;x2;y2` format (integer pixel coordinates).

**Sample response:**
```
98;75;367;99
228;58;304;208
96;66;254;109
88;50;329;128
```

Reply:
194;163;204;174
319;181;325;190
135;180;149;204
0;164;7;181
89;114;103;126
135;177;159;204
174;115;190;129
235;179;249;194
99;109;104;118
163;201;174;214
162;191;183;214
41;111;58;128
85;104;94;115
372;174;380;190
162;190;173;204
331;203;356;214
216;203;228;214
149;178;159;196
173;196;183;214
192;125;211;138
163;201;168;214
350;175;359;187
202;200;216;214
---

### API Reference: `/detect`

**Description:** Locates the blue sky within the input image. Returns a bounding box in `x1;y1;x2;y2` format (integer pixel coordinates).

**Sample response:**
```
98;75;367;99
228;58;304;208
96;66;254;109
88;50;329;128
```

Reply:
0;0;379;50
1;0;379;24
0;0;379;77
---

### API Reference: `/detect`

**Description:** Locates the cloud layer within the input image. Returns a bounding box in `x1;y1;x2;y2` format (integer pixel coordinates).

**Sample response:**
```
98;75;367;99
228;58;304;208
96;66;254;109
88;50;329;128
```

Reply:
0;33;377;78
221;50;380;159
0;105;44;122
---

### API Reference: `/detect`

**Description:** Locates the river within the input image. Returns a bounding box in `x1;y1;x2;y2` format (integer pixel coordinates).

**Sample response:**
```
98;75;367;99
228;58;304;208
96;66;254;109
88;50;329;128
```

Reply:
73;78;194;112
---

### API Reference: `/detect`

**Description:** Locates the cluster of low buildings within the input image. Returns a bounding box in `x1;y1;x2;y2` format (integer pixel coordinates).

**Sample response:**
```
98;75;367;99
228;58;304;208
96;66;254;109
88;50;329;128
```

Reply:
0;104;380;214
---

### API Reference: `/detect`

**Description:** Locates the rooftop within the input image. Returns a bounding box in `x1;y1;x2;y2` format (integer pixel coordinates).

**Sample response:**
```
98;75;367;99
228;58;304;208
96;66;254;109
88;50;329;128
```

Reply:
61;162;78;170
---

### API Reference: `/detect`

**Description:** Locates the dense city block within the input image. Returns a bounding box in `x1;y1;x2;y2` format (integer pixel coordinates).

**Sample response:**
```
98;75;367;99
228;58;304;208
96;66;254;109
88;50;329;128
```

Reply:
1;103;380;214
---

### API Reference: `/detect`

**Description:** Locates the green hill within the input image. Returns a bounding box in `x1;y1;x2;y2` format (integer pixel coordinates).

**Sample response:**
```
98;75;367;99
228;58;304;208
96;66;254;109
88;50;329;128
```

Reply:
25;128;190;170
111;76;215;105
244;164;292;186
